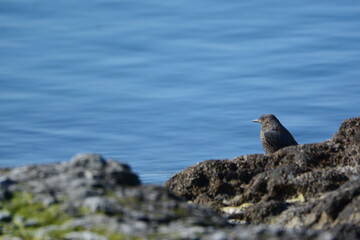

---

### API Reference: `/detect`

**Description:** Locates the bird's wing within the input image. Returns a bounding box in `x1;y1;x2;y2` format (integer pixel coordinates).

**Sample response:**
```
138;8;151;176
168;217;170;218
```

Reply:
263;130;284;150
284;131;298;145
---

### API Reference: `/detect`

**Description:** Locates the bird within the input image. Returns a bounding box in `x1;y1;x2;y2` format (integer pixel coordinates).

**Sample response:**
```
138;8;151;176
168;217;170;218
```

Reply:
252;114;298;154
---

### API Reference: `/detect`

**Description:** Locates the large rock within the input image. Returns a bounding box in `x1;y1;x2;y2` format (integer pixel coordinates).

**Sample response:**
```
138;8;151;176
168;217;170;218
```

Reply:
164;116;360;240
4;153;141;205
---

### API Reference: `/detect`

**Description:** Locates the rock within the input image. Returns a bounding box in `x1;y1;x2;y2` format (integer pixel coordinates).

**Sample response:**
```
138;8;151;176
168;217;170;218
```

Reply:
164;116;360;240
69;153;107;169
1;236;22;240
0;210;11;222
0;176;16;201
82;196;120;214
6;153;141;207
65;231;107;240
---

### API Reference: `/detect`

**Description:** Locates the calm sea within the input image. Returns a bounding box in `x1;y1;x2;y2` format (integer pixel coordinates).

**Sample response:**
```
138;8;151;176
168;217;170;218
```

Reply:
1;0;360;183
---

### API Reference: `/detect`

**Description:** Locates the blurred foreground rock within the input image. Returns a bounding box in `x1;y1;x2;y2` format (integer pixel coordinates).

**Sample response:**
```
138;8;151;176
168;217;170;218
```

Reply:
165;117;360;240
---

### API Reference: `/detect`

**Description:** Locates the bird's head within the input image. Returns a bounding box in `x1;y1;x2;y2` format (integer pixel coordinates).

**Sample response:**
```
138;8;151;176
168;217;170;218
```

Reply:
252;114;280;129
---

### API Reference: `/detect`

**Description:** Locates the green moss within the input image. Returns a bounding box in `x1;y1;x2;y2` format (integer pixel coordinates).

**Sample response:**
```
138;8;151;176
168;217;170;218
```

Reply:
45;226;85;239
104;189;116;197
92;228;163;240
0;191;74;239
117;196;141;206
0;220;36;240
106;232;141;240
76;206;92;216
3;192;70;226
0;168;11;175
45;229;73;239
171;206;191;219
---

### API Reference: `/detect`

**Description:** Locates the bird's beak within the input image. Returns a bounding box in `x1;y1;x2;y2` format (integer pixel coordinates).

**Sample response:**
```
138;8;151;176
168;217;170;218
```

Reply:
252;119;259;123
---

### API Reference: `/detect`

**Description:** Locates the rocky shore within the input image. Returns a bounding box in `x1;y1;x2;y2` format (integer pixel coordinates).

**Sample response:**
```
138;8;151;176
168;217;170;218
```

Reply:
0;117;359;239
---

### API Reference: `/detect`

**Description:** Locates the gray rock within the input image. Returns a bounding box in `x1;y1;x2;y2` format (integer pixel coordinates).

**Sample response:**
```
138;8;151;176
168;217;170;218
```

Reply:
0;176;16;200
65;231;107;240
69;153;107;169
1;236;23;240
0;210;11;222
0;176;16;188
82;196;121;214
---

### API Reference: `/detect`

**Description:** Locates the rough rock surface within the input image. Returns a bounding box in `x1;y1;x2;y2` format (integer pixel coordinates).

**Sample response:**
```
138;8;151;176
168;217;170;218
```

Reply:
165;116;360;240
0;153;331;240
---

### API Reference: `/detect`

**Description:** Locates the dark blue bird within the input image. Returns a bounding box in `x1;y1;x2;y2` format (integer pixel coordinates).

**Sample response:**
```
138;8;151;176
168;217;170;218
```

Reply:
253;114;298;154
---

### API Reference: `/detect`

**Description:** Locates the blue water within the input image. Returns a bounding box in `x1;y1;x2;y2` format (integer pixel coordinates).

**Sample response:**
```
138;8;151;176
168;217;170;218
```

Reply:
1;0;360;183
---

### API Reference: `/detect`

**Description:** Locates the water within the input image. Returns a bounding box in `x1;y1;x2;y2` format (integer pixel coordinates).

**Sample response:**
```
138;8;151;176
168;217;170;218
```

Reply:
1;0;360;183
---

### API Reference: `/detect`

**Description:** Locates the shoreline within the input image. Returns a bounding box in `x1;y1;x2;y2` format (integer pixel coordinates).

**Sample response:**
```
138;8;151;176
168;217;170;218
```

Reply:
0;116;359;239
